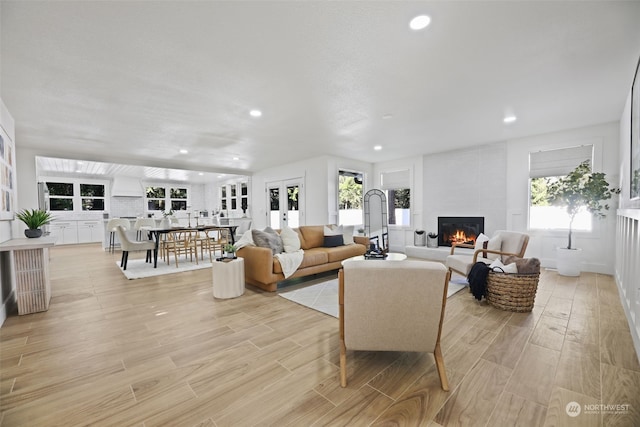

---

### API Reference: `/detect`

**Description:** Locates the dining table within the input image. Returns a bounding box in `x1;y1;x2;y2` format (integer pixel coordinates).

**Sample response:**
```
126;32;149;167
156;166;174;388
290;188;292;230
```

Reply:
147;224;238;268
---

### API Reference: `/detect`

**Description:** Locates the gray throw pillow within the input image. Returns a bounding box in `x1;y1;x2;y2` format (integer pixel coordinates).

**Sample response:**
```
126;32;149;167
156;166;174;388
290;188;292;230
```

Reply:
252;229;284;255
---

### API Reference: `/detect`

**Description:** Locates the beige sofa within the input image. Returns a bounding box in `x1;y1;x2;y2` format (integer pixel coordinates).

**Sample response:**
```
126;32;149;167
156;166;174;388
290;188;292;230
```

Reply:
237;225;368;292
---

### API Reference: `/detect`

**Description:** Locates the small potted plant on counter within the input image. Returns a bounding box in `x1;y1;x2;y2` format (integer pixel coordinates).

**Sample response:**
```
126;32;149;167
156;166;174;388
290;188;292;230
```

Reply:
16;209;54;238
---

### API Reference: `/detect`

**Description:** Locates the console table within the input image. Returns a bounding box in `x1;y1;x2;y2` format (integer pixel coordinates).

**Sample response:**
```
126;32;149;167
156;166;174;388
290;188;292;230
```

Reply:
0;237;56;315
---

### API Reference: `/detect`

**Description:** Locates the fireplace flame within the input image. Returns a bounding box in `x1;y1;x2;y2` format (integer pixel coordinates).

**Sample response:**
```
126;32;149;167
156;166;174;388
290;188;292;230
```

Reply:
448;229;477;245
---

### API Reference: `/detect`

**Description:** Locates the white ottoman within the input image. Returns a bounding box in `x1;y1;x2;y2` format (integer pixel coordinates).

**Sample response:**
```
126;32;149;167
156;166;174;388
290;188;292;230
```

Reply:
212;257;245;299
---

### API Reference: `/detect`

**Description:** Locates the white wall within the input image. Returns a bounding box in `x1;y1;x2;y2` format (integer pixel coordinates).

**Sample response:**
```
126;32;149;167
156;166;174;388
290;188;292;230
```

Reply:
1;98;16;325
423;142;508;237
250;155;373;229
615;83;640;362
506;122;620;274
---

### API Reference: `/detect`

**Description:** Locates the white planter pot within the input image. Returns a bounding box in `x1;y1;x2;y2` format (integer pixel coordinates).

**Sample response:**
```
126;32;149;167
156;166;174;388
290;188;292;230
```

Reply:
556;247;582;276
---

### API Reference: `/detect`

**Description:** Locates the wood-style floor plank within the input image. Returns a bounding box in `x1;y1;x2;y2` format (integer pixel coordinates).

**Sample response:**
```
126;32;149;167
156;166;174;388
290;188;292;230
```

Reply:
0;244;639;426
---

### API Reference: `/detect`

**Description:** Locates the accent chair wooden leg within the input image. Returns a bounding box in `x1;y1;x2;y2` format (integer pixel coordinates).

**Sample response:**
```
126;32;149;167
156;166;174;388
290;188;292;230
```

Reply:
434;342;449;391
340;341;347;388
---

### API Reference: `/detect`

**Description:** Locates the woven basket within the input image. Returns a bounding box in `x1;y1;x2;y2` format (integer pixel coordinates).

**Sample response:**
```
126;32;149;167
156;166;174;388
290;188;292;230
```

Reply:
486;271;540;312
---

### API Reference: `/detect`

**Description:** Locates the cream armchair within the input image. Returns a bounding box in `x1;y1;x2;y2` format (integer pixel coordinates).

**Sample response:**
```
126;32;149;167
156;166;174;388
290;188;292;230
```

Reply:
445;230;529;277
339;260;451;391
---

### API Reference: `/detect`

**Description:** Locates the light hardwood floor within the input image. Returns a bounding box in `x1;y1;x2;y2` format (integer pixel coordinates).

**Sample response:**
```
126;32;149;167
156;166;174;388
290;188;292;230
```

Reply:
1;244;639;426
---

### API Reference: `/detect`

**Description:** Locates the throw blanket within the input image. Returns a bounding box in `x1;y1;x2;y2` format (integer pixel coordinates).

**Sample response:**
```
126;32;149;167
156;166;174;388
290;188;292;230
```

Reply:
275;250;304;278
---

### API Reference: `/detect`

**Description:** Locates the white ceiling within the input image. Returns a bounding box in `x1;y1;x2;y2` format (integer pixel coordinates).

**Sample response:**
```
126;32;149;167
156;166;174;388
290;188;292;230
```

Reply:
2;1;640;179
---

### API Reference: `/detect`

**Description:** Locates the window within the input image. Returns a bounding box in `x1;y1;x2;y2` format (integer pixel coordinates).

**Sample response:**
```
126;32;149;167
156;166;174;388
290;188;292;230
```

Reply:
145;186;189;213
46;181;106;212
80;184;105;211
170;187;187;211
338;170;363;226
380;169;411;226
529;145;593;230
47;182;74;211
146;187;166;212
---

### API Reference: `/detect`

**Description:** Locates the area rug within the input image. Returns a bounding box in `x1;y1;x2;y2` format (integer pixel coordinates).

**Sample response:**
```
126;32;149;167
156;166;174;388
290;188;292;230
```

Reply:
115;258;213;280
278;275;468;318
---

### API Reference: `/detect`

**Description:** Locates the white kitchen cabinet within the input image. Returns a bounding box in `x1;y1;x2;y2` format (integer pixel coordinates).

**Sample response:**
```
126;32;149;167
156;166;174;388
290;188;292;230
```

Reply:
49;221;79;245
77;220;104;243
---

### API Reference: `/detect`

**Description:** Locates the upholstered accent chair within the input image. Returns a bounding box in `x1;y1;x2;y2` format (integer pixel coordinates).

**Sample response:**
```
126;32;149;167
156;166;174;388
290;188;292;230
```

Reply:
339;260;451;391
445;230;529;278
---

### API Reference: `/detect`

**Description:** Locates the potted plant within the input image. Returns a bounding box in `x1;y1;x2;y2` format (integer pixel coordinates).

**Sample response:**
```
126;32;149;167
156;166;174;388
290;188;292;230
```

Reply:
16;208;54;238
223;243;236;259
545;160;620;276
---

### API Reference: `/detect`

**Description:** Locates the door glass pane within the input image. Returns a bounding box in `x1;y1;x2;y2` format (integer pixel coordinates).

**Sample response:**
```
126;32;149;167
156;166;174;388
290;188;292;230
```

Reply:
269;187;280;229
287;185;299;228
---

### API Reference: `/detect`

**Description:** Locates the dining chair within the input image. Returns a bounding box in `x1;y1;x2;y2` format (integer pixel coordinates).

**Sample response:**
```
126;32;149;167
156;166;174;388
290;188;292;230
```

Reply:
115;225;156;270
164;230;198;267
106;218;132;253
134;217;156;241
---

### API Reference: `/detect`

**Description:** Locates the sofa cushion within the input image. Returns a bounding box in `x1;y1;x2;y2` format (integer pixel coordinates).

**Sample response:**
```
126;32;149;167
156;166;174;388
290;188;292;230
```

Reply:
273;248;328;273
317;244;367;263
298;226;325;250
326;224;355;245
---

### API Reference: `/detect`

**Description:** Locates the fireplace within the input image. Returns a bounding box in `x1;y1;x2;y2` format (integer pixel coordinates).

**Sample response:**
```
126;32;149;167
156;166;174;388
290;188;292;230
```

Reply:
438;216;484;247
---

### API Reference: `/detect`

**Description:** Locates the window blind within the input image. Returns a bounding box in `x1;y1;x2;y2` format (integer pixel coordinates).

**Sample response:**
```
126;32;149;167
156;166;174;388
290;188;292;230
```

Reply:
529;145;593;178
380;169;410;189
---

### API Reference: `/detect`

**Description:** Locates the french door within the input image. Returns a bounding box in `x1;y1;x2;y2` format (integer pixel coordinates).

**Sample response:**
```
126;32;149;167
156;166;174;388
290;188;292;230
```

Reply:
266;178;304;229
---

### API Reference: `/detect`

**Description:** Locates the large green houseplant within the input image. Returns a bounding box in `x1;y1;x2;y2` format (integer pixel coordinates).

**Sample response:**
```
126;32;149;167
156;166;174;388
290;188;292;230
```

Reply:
16;208;54;238
544;160;620;275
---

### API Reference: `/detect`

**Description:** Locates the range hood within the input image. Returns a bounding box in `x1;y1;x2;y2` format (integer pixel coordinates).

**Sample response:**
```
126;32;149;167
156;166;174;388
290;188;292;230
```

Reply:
111;176;143;197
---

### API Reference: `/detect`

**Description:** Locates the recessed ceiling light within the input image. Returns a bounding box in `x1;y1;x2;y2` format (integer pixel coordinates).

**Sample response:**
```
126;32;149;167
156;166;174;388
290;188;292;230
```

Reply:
233;156;240;161
382;113;393;120
250;109;262;117
374;145;383;151
504;115;517;124
198;172;204;176
409;15;431;31
179;149;188;154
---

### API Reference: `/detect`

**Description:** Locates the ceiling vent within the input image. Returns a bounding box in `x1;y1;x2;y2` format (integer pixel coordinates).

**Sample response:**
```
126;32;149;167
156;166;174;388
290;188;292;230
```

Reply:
111;176;143;197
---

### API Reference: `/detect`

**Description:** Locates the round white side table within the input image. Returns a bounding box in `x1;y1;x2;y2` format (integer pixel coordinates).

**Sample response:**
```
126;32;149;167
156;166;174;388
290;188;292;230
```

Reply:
212;257;245;299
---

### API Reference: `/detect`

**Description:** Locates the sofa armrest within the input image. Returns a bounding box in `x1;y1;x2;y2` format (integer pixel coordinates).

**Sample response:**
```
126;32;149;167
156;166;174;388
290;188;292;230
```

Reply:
354;236;370;247
236;245;276;285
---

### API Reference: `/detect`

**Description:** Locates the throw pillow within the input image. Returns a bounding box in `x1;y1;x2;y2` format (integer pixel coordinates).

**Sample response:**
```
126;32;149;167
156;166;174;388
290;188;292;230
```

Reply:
485;235;502;260
323;234;344;247
330;224;354;245
252;228;284;255
280;225;301;253
234;229;255;250
324;225;341;236
475;233;489;251
489;258;518;273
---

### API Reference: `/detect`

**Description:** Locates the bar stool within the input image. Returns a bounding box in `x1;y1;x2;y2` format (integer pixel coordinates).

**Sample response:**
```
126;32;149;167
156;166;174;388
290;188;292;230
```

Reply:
106;218;131;253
